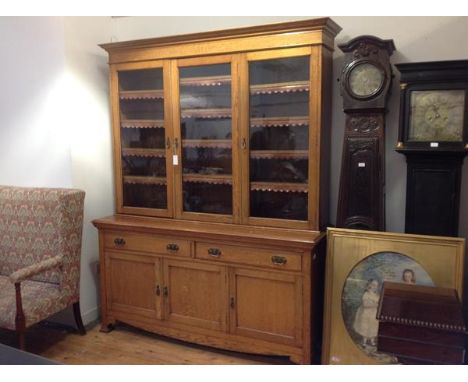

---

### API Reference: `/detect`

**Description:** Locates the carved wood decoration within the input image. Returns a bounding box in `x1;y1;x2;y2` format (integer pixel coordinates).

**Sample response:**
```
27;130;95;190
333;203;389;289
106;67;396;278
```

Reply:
336;36;395;230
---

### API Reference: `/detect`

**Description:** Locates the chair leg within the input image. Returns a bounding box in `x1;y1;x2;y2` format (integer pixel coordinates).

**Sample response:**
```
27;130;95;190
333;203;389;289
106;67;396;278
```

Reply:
72;301;86;335
17;330;26;350
15;282;27;350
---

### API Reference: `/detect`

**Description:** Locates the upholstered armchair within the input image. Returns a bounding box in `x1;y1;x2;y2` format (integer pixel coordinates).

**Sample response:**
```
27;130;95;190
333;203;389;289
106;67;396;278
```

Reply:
0;186;86;349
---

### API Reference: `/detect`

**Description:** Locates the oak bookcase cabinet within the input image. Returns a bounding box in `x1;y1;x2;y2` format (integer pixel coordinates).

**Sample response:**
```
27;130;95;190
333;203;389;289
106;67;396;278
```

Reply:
93;18;341;364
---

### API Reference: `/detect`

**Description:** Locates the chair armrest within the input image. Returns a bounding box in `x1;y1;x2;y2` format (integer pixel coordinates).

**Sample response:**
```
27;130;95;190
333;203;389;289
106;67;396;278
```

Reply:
9;256;64;284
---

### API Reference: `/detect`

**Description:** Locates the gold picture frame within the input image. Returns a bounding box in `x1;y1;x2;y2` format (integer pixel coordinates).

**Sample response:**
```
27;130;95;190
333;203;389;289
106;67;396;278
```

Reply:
322;228;465;365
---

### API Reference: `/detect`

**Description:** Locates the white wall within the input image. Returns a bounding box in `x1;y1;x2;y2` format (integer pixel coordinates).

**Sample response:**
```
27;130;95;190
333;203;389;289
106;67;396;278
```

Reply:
0;17;72;187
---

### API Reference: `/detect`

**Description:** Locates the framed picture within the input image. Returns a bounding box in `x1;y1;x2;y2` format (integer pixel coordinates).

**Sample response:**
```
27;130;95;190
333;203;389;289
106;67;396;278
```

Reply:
322;228;465;365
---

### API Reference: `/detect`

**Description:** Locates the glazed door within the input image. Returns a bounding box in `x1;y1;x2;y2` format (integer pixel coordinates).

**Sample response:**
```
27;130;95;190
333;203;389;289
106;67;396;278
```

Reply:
162;259;228;331
240;48;318;229
111;61;174;217
229;267;303;346
172;55;240;223
105;251;163;320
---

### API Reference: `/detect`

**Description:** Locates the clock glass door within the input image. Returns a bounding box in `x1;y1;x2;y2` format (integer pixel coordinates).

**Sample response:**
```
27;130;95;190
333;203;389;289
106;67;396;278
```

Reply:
116;63;173;217
245;52;310;224
175;56;238;222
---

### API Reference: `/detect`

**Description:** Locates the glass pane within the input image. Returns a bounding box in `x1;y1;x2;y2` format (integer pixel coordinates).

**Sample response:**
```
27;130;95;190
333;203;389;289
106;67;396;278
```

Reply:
118;68;167;210
179;63;232;215
249;56;310;221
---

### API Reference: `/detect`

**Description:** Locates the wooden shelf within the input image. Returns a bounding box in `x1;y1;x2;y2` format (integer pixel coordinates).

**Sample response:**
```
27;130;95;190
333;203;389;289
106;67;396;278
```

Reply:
181;108;231;119
120;90;164;100
183;139;232;149
123;176;167;185
183;173;232;185
250;116;308;128
250;181;308;193
122;148;166;158
250;81;309;95
250;150;308;160
180;75;231;87
121;119;165;129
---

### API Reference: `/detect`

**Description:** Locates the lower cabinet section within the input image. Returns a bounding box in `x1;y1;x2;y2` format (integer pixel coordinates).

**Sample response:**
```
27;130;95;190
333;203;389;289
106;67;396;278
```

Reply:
95;220;322;364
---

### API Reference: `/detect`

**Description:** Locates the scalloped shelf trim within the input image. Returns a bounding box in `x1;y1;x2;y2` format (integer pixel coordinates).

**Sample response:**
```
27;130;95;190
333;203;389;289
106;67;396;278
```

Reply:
123;176;167;185
180;75;231;87
120;89;164;100
250;150;308;160
250;182;308;193
182;174;233;185
181;108;232;119
250;116;308;128
250;81;309;95
121;120;165;129
183;139;232;149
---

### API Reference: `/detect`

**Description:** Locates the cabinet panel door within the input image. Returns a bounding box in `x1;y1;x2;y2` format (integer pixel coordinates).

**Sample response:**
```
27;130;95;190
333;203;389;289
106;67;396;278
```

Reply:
106;251;162;320
111;61;174;217
240;48;314;229
172;55;240;223
163;259;228;331
229;267;303;346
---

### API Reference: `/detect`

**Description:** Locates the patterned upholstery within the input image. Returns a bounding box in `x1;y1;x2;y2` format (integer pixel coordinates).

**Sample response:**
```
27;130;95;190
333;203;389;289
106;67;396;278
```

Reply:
0;186;85;331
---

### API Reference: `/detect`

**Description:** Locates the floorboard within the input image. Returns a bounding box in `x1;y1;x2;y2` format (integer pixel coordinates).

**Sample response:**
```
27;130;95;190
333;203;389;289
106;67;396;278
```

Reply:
0;322;293;365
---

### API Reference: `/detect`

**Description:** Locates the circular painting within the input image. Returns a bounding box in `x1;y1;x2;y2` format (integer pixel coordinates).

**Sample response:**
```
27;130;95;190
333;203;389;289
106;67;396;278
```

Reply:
341;252;434;362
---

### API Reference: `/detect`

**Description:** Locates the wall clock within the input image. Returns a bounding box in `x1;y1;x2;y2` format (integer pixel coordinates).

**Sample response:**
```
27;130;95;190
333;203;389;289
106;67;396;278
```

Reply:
395;60;468;236
336;35;395;230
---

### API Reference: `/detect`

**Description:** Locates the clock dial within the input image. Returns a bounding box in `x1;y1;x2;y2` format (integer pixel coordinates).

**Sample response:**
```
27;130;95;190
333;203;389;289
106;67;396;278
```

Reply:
409;90;465;142
348;63;384;98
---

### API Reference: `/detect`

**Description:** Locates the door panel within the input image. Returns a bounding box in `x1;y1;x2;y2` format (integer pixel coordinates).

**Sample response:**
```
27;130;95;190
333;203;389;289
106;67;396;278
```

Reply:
112;60;174;217
229;267;303;346
106;251;162;320
172;55;240;223
163;259;227;331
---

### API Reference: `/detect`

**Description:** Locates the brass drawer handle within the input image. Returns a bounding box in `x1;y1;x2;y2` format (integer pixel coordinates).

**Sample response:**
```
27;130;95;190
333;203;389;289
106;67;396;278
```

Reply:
208;248;222;258
166;243;179;252
114;238;126;247
271;255;287;266
163;286;169;297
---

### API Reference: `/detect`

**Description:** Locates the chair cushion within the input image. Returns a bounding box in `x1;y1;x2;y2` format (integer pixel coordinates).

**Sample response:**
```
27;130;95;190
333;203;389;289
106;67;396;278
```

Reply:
0;275;68;330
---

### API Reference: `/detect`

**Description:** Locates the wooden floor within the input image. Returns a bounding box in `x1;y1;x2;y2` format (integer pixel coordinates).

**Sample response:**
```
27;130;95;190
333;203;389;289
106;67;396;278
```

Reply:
0;322;293;365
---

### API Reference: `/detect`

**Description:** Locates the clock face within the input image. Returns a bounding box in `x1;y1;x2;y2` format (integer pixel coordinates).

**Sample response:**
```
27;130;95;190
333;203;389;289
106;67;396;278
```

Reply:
409;90;465;142
348;62;385;98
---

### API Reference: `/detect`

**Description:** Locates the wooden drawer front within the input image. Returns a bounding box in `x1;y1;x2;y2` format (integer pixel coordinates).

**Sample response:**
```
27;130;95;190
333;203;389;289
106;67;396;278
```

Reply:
195;242;301;271
104;232;191;257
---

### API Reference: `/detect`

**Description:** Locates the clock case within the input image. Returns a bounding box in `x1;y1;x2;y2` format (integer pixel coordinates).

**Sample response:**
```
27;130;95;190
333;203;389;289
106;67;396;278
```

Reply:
395;60;468;237
336;36;395;230
396;60;468;152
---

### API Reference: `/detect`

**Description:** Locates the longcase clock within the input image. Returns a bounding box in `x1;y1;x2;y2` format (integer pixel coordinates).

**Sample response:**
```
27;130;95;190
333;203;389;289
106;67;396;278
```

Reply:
336;35;395;230
395;60;468;236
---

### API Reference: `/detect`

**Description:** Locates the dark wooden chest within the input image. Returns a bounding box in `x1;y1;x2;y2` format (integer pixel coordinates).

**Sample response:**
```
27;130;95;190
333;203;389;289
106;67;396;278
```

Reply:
377;282;467;364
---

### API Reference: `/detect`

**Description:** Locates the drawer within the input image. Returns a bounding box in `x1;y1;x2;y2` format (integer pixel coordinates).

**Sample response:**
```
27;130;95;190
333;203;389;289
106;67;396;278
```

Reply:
195;242;302;271
104;231;191;257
